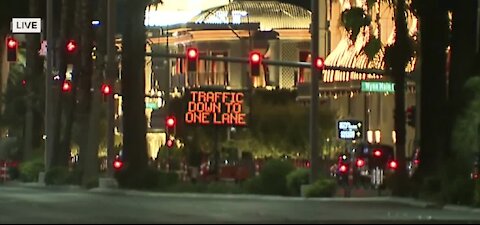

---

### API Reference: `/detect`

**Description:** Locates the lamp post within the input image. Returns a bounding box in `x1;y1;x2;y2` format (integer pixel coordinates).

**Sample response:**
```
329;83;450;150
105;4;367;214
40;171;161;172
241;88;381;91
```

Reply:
310;0;320;183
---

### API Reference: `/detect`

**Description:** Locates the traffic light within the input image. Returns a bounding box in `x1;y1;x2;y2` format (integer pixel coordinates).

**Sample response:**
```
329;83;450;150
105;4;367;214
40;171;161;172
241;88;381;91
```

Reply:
113;158;123;171
314;57;325;70
62;80;72;92
406;106;416;127
249;51;262;76
66;39;78;54
165;115;176;136
6;36;18;62
186;47;198;72
101;83;112;95
65;39;78;64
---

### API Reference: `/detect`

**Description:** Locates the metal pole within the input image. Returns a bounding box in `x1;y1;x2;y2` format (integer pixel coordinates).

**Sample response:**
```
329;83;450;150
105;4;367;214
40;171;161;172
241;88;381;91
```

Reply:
106;0;116;177
310;0;320;183
45;0;54;173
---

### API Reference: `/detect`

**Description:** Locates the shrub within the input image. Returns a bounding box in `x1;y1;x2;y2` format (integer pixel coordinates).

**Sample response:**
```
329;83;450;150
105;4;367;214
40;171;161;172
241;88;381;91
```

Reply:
305;178;337;198
157;172;179;189
442;177;475;205
115;168;160;190
164;182;208;193
44;167;71;185
243;176;264;194
474;180;480;207
419;176;444;202
206;182;244;194
286;168;310;196
258;159;295;195
19;157;44;182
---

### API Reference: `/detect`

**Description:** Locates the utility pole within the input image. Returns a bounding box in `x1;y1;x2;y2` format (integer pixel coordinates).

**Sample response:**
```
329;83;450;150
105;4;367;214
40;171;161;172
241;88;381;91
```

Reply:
310;0;320;183
106;0;116;177
45;0;55;174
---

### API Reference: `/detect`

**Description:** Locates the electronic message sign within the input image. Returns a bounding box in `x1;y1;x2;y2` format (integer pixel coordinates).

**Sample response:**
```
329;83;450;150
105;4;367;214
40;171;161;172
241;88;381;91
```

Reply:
184;90;248;126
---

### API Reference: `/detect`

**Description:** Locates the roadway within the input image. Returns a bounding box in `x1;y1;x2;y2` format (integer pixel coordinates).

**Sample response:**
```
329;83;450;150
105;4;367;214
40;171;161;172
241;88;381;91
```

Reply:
0;184;479;224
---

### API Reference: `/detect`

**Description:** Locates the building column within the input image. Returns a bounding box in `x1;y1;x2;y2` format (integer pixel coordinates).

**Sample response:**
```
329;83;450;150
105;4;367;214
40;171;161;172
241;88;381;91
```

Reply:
267;39;281;87
319;0;330;57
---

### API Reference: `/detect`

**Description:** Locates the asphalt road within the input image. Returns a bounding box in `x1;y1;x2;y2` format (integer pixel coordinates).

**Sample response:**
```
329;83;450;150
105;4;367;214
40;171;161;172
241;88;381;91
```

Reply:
0;184;479;224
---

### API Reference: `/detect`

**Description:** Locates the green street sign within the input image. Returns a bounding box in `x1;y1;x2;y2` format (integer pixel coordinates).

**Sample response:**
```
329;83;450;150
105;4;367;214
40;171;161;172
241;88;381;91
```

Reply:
361;81;395;93
146;102;159;109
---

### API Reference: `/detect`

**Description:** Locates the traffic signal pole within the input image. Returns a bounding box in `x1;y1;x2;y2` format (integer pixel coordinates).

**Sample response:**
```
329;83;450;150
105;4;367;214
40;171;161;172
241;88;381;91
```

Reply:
45;0;55;174
106;0;116;178
147;52;386;75
310;0;320;183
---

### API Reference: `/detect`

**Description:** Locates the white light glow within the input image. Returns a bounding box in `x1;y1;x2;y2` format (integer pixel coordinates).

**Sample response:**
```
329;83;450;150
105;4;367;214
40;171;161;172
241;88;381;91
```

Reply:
145;0;229;26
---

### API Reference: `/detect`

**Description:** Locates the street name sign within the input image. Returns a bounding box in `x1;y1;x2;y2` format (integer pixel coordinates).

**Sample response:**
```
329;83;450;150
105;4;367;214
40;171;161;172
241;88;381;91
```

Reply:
361;81;395;93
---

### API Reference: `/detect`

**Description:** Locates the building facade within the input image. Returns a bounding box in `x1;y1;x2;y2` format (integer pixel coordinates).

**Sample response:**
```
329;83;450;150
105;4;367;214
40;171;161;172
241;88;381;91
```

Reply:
132;0;419;159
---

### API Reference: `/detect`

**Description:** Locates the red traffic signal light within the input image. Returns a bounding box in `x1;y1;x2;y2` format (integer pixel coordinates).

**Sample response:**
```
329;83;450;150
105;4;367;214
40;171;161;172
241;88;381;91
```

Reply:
62;81;72;92
113;158;123;170
6;37;18;62
314;57;325;70
187;48;198;59
101;84;112;95
166;116;176;128
166;138;174;148
249;51;262;76
66;40;77;53
21;79;27;87
186;47;198;72
7;37;18;49
250;52;261;64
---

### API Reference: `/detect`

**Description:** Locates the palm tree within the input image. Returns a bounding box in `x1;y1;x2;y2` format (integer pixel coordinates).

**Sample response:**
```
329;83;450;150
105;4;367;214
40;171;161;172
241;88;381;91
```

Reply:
385;0;411;196
24;0;44;160
118;0;162;187
119;0;150;187
82;0;107;187
410;0;450;192
51;0;75;168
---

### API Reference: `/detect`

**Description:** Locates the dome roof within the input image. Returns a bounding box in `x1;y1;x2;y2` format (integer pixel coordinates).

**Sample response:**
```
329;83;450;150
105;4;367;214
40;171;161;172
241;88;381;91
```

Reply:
190;0;311;31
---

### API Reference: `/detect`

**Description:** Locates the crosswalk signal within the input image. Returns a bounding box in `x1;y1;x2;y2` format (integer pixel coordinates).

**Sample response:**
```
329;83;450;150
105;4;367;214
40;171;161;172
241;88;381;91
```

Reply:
6;37;18;62
249;51;262;76
186;47;198;72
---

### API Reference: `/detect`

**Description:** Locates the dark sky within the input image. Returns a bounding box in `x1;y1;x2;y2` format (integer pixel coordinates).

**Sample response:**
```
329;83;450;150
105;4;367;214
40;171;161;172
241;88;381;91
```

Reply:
278;0;311;11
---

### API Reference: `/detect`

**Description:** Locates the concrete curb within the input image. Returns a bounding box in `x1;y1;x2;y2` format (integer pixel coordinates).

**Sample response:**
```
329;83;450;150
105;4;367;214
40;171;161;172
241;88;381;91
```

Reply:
4;181;83;191
7;181;480;213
